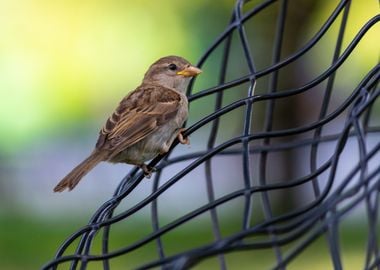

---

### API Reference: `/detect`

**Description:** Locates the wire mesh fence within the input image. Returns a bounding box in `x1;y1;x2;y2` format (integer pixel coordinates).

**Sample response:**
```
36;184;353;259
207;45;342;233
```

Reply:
43;0;380;269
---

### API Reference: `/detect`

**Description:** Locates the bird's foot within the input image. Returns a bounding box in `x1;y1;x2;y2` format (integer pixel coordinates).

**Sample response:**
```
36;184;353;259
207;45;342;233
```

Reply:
177;128;190;145
140;164;157;179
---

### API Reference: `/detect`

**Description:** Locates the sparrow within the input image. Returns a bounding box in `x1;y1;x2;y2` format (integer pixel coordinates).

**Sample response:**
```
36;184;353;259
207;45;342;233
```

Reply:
54;56;201;192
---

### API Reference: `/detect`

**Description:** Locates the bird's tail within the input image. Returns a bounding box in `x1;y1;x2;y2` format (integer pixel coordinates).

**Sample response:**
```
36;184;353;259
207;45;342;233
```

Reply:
54;151;105;192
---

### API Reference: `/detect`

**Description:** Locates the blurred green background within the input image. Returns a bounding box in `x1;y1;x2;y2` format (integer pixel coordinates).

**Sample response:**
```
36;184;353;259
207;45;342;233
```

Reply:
0;0;378;269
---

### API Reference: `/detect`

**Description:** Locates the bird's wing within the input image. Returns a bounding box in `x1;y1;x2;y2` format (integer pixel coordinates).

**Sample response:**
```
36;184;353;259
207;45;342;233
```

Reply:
95;85;183;155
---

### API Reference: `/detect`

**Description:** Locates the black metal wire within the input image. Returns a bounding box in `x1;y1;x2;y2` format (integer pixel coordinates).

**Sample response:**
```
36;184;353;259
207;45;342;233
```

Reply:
43;0;380;269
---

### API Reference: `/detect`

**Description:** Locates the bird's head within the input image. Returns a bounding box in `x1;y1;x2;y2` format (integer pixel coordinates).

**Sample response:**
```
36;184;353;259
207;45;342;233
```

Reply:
143;56;202;93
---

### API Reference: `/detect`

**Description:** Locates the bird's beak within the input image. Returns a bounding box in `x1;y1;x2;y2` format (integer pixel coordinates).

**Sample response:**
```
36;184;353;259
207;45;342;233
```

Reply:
176;66;202;77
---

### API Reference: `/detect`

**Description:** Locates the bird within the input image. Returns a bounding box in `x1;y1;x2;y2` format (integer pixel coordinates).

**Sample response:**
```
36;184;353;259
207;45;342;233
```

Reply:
53;56;201;192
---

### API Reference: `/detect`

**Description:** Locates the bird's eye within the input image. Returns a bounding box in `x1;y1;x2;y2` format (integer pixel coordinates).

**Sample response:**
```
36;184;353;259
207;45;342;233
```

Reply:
168;64;177;71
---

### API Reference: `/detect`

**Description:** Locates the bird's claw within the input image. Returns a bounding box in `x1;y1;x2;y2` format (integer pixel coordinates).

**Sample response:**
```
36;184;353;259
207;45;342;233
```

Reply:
177;129;190;145
140;164;157;179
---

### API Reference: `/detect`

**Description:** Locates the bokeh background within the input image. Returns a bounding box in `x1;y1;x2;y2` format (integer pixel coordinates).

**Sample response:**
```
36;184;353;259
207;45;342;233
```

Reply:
0;0;378;269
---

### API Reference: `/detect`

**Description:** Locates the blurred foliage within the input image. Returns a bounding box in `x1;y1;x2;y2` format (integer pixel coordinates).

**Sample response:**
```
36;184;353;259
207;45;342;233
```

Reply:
0;213;372;270
0;1;378;269
0;0;231;154
0;0;378;154
305;0;379;94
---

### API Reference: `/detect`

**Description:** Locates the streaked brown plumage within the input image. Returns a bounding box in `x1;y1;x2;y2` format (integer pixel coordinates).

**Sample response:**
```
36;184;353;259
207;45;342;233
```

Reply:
54;56;201;192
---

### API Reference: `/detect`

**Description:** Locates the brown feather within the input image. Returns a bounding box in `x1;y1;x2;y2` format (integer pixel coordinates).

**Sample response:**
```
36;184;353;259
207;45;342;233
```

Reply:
95;84;183;157
53;150;105;192
54;55;196;192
